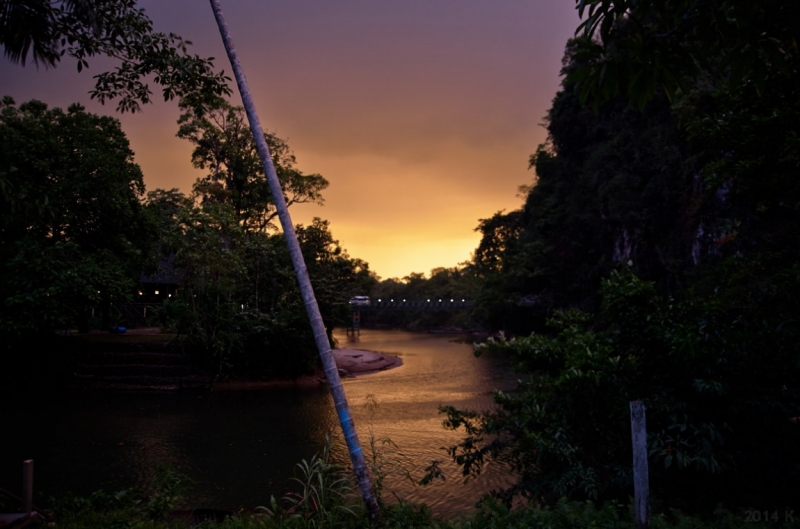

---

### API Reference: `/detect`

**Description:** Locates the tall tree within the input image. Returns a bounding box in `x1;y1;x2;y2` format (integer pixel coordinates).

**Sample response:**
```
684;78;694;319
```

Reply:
0;97;155;334
296;218;377;340
207;0;379;517
177;97;328;232
1;0;231;112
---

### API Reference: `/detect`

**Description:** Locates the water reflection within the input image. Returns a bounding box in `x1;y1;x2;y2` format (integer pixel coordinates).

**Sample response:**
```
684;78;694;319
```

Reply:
333;329;516;515
2;329;515;517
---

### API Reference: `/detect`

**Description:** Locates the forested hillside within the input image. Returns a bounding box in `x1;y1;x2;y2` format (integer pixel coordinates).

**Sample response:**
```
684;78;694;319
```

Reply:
474;30;800;334
447;0;800;512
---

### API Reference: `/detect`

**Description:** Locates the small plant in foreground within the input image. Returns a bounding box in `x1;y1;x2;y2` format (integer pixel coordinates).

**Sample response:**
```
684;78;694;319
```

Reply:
255;436;360;528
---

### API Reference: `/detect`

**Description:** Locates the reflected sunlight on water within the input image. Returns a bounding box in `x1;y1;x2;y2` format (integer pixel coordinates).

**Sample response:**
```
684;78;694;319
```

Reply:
332;329;517;516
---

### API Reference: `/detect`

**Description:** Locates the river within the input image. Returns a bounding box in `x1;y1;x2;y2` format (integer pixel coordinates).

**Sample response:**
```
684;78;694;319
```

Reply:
2;329;517;517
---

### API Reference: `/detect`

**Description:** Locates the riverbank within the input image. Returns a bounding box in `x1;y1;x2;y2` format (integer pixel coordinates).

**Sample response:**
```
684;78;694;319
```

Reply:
1;329;404;392
40;490;767;529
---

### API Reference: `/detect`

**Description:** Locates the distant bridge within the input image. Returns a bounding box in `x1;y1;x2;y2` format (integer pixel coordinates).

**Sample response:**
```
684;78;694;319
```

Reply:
352;298;475;312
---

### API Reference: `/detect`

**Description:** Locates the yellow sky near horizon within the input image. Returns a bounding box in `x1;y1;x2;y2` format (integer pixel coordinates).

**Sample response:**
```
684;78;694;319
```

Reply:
0;0;580;279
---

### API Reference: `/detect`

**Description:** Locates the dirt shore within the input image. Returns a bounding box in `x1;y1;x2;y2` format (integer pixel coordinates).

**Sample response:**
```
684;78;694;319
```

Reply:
332;348;403;374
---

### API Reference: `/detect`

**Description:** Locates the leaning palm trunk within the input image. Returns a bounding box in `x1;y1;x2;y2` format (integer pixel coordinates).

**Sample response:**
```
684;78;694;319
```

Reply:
208;0;380;519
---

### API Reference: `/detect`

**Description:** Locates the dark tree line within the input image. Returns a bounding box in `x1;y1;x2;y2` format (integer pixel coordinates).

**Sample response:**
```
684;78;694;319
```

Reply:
0;95;376;380
0;97;155;335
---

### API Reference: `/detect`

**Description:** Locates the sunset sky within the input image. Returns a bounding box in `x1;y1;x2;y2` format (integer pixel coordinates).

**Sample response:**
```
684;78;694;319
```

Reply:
1;1;580;280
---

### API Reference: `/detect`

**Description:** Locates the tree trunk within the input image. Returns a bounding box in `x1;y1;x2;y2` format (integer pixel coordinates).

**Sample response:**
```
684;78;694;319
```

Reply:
208;0;380;518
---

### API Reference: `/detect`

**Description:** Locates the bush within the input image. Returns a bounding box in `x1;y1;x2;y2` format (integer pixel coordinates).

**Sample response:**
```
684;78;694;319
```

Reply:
442;267;800;510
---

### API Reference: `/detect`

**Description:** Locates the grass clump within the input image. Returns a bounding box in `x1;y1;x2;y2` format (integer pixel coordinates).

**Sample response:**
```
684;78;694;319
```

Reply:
39;442;794;529
47;496;792;529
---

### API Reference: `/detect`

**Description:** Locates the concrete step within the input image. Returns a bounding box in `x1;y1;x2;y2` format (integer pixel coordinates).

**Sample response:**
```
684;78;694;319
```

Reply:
70;374;213;391
70;345;213;391
82;351;188;366
76;364;203;377
78;340;180;353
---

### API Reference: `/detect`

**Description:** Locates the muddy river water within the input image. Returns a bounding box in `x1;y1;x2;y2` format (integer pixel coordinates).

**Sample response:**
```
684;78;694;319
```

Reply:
3;329;518;517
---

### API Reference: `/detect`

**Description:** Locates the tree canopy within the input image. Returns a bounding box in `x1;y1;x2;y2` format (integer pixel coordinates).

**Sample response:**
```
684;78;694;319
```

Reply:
0;97;155;334
1;0;231;112
568;0;800;108
177;97;328;233
146;188;377;379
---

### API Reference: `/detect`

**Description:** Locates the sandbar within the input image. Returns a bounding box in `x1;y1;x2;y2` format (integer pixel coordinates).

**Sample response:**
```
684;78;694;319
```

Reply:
332;348;403;376
212;348;402;390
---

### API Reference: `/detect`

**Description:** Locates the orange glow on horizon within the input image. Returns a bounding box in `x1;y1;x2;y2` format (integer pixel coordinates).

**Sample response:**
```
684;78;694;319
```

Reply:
0;0;580;279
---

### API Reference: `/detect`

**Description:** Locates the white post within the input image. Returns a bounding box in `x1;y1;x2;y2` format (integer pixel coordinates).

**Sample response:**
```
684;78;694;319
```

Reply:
22;460;33;515
630;401;649;529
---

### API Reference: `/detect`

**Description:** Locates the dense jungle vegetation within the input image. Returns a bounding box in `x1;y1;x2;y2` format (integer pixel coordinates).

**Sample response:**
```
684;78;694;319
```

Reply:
441;0;800;517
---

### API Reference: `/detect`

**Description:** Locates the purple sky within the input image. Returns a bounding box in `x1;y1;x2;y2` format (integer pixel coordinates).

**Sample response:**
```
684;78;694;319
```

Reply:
1;1;581;279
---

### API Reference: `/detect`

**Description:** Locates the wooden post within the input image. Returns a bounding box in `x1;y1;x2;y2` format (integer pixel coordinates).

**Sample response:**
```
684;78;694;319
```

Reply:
630;401;649;529
22;460;33;515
